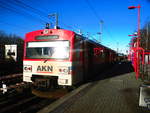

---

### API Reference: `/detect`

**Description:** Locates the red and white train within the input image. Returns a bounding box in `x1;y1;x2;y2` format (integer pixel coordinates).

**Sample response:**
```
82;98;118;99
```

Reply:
23;29;117;89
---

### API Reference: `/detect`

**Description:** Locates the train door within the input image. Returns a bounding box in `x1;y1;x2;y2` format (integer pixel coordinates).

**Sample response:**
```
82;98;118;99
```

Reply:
83;41;94;80
82;40;91;80
82;40;88;81
72;35;84;84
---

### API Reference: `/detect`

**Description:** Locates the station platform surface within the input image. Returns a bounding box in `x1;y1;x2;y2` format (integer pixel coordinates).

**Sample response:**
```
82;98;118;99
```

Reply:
39;62;150;113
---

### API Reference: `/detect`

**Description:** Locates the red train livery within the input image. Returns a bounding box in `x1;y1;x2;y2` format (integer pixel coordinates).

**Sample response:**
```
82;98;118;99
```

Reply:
23;29;117;89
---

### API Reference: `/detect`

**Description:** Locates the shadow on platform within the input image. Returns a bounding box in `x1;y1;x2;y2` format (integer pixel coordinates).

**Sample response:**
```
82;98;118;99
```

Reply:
91;61;134;82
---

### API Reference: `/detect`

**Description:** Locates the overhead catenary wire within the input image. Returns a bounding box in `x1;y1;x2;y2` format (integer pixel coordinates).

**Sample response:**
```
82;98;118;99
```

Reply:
10;0;48;20
18;0;81;31
0;0;46;24
13;0;80;31
0;0;86;35
84;0;118;43
0;21;30;30
85;0;101;21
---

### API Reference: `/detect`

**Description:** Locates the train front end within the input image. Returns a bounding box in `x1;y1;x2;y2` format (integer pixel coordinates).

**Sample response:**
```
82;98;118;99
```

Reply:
23;29;74;89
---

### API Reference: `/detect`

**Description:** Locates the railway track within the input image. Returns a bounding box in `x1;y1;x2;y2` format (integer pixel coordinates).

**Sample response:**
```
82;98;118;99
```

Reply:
0;90;56;113
0;83;67;113
0;73;69;113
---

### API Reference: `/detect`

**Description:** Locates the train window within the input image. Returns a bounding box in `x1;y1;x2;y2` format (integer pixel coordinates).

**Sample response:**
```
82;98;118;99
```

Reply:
26;41;69;59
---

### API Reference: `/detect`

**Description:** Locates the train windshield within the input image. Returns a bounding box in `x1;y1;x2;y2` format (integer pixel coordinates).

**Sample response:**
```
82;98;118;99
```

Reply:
26;41;69;59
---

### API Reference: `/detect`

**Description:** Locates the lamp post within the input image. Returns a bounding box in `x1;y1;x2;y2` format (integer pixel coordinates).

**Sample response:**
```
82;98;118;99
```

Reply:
128;5;141;48
128;5;141;79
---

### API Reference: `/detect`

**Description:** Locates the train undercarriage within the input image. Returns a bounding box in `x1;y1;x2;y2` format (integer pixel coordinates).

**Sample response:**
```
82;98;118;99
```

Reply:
29;75;70;98
31;75;59;91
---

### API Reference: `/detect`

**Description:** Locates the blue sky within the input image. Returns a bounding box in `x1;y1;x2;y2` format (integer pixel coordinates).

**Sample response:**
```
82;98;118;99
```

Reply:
0;0;150;54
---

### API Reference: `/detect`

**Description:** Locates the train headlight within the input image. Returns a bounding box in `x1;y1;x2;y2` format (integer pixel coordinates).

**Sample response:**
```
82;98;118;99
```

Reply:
24;65;32;72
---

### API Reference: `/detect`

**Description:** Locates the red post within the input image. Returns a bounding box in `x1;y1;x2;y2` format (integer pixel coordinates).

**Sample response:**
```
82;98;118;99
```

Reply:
136;5;141;79
128;5;141;79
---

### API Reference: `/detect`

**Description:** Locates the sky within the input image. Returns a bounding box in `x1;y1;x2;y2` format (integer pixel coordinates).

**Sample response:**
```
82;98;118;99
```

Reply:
0;0;150;54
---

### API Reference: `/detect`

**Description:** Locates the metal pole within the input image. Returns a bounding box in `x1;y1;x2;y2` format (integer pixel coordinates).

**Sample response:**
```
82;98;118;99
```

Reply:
78;29;82;35
100;20;103;43
137;5;141;48
117;42;119;53
146;23;149;49
137;4;141;79
55;13;58;29
49;13;58;29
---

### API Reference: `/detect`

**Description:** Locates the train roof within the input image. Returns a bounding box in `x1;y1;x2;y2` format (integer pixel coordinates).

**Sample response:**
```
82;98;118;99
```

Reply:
76;33;117;53
25;29;117;53
25;29;75;41
26;29;75;36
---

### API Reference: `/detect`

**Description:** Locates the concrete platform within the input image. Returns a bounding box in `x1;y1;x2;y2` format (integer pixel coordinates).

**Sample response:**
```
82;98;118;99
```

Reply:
38;62;150;113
